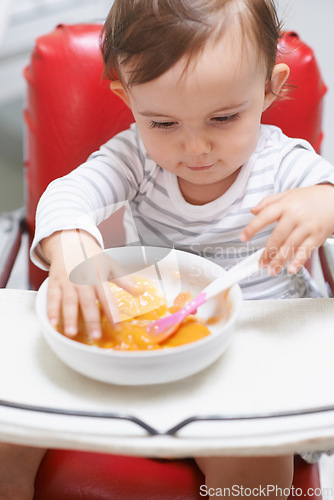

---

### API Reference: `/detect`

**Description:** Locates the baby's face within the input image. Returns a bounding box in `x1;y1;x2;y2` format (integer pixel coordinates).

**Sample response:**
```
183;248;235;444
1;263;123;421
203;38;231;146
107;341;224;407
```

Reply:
125;33;272;205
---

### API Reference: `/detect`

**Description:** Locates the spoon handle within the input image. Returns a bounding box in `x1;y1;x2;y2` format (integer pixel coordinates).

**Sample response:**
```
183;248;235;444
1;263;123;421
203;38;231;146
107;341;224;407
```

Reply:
203;248;264;300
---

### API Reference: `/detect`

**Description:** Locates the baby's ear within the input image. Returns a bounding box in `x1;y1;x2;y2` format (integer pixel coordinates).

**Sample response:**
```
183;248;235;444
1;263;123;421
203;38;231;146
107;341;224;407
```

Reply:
110;80;131;108
263;63;290;111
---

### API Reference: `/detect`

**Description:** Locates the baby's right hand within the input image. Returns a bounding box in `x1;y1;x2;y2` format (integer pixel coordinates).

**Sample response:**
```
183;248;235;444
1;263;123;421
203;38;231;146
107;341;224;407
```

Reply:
41;230;139;339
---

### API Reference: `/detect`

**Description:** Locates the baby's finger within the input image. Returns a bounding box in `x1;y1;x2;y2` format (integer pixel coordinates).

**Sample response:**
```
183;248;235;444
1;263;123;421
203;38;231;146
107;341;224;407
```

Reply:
251;192;287;214
47;281;62;327
96;281;121;325
92;253;143;296
240;203;283;242
266;227;309;274
61;286;79;337
287;239;315;274
112;274;145;296
261;218;300;267
77;285;102;340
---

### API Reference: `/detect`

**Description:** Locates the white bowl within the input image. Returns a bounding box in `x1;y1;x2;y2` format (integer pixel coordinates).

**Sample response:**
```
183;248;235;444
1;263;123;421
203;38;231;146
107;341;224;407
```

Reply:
36;246;242;385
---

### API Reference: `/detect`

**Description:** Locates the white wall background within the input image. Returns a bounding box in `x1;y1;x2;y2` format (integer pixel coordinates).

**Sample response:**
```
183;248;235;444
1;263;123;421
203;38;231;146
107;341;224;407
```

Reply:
0;0;113;103
276;0;334;163
0;0;114;212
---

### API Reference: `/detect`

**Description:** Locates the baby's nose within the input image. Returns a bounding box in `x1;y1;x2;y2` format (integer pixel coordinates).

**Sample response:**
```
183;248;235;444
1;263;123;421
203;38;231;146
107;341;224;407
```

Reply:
184;132;211;155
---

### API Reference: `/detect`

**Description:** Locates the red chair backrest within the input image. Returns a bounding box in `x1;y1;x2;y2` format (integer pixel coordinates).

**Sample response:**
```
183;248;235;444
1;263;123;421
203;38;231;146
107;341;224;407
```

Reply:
24;25;327;290
262;31;327;150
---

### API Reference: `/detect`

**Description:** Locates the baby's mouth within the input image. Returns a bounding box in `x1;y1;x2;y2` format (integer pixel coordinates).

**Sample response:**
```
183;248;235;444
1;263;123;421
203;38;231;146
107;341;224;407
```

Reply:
185;164;214;172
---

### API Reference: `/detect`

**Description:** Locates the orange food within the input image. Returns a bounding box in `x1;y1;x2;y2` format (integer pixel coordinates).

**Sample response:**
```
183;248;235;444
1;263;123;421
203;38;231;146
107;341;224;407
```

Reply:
57;277;211;350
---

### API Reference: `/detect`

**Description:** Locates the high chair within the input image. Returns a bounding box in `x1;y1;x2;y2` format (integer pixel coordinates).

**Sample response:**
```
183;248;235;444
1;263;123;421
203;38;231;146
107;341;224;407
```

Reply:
4;23;333;498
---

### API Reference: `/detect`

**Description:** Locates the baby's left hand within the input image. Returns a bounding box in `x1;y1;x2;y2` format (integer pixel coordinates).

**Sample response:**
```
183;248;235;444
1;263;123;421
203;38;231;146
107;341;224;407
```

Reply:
240;185;334;274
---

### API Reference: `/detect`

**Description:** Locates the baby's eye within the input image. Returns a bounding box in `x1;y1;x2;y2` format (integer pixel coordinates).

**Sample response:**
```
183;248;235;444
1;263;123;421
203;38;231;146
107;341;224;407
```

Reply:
211;114;238;123
149;121;176;129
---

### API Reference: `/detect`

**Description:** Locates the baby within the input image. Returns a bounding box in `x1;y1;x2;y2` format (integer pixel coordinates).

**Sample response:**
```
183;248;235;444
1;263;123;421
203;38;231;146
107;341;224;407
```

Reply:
2;0;334;498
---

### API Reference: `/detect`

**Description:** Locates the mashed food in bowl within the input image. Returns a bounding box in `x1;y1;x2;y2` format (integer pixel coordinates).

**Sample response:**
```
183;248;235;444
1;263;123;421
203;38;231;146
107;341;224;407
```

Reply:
57;277;212;350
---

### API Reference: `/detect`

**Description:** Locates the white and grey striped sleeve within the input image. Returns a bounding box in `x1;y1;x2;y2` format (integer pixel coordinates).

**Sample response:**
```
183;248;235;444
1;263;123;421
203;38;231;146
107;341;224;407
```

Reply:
30;126;145;269
276;143;334;192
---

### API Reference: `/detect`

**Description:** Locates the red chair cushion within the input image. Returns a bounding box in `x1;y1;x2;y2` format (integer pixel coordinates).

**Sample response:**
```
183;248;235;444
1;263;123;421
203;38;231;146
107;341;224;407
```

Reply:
34;451;205;500
24;25;327;290
34;450;321;499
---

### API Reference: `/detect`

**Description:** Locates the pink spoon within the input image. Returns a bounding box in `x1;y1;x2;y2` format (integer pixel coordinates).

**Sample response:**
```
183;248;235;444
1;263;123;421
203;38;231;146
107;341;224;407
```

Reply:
146;248;264;343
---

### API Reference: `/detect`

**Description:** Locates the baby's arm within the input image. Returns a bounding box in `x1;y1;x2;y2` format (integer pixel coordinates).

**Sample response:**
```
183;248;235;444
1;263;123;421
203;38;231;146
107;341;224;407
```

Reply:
31;129;146;338
240;184;334;274
42;229;139;339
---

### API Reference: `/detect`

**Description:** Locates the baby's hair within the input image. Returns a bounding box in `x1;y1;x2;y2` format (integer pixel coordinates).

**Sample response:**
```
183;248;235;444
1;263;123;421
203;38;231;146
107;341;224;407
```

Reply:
100;0;282;87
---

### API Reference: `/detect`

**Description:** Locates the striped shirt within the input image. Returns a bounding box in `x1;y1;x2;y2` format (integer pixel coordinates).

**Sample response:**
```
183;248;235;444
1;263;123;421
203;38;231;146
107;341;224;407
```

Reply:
31;123;334;299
